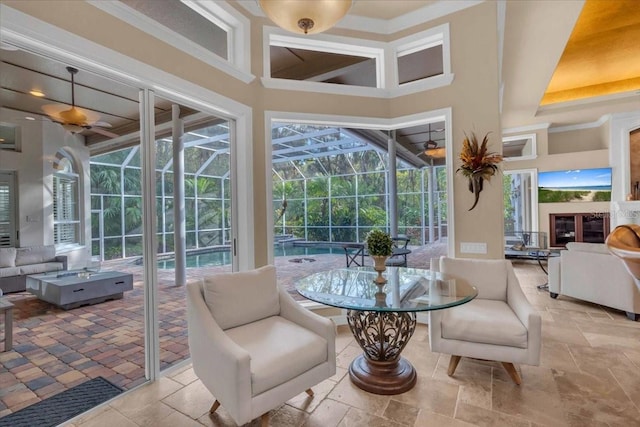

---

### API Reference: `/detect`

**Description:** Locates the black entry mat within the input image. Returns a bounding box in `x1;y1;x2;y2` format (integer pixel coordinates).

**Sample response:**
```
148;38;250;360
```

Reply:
0;376;123;427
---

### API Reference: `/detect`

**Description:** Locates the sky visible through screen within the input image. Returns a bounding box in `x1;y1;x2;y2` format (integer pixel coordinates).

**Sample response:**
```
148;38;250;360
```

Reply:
538;168;612;189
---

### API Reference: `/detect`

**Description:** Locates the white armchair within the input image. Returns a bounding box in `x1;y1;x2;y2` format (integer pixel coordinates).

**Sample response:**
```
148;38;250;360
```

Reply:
428;257;541;384
186;265;336;426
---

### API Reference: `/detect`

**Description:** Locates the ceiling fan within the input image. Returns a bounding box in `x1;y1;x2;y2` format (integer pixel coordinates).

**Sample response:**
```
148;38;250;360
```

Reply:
41;67;118;138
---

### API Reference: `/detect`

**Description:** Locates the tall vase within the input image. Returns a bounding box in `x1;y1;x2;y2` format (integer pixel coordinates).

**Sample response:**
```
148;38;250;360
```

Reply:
372;255;388;285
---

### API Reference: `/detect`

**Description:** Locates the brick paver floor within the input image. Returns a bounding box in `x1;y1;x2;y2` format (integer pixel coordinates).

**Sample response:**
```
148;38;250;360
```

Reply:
0;243;446;416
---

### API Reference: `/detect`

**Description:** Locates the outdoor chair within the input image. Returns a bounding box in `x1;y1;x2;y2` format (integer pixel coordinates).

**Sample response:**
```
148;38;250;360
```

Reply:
343;243;365;267
186;265;336;426
428;257;541;385
385;237;410;267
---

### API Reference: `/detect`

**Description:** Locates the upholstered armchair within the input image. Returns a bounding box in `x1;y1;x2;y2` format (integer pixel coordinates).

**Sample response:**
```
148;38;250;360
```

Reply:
186;265;336;426
428;257;541;384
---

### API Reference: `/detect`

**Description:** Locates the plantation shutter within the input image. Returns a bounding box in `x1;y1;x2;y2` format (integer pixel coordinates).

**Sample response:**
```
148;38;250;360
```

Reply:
0;172;16;247
53;173;79;244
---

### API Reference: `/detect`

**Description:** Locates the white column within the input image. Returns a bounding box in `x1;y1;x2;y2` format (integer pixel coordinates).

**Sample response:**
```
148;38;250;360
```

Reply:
388;131;398;237
428;165;435;243
172;105;186;286
140;89;159;381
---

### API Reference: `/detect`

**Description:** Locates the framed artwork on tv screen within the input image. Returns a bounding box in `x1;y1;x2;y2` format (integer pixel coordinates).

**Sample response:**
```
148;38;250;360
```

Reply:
538;168;611;203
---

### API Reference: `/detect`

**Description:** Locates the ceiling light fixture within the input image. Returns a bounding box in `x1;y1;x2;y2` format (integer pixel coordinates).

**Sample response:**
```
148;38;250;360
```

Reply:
423;140;446;159
30;89;45;97
258;0;353;35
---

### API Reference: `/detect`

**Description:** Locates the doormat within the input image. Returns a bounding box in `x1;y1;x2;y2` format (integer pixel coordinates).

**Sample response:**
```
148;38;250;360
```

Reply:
0;376;123;427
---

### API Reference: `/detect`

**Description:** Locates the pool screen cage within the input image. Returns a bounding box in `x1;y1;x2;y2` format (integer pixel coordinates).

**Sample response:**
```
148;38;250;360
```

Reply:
90;121;447;261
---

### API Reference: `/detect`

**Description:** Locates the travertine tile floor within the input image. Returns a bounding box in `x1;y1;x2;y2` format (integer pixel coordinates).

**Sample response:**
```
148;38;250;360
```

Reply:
64;261;640;427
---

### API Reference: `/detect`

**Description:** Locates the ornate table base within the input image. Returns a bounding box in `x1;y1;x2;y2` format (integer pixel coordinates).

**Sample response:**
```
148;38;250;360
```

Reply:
346;309;417;394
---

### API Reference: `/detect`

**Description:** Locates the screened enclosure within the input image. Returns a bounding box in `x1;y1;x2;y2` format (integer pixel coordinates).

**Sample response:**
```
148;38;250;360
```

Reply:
90;122;448;261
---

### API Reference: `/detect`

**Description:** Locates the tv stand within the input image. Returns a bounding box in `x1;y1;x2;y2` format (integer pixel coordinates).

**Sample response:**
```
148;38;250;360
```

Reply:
549;213;610;248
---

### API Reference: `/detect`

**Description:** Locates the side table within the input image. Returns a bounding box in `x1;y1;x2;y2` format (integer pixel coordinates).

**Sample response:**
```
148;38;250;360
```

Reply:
0;299;14;351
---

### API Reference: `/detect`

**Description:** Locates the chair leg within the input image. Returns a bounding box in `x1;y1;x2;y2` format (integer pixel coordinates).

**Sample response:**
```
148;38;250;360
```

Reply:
209;400;220;414
305;388;314;397
261;412;270;427
448;355;462;376
501;362;522;385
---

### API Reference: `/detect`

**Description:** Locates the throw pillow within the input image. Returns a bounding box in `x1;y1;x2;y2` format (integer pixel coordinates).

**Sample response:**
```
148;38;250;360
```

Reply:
0;247;17;268
203;265;280;330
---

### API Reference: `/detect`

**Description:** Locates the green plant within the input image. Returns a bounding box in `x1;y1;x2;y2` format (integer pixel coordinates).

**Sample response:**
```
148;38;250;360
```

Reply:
365;229;393;256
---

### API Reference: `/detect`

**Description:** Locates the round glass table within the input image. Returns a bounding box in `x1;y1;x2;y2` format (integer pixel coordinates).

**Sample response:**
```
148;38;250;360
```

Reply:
296;267;477;395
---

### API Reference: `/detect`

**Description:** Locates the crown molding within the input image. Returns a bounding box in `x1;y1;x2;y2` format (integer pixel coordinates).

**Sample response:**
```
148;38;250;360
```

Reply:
502;123;551;134
548;115;610;133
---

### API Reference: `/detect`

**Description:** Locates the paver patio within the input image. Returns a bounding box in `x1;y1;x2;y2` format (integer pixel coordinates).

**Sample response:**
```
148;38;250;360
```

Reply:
0;243;446;417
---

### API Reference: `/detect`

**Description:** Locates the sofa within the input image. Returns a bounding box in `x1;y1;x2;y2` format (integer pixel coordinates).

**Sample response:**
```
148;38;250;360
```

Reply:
548;242;640;321
0;245;67;294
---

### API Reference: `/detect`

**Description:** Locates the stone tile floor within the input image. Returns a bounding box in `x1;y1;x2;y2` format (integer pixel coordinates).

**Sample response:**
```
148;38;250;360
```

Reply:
65;260;640;426
0;244;447;417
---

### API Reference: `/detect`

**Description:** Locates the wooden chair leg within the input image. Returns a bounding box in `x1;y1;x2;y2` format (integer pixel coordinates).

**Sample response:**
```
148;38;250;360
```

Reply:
501;362;522;385
448;355;462;376
261;412;270;427
305;388;314;397
209;400;220;414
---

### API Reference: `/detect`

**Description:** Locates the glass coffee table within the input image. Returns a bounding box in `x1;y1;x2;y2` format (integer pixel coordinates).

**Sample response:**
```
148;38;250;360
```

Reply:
296;267;477;395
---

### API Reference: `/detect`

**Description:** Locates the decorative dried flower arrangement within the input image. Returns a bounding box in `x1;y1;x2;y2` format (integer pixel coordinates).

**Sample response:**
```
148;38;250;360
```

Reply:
456;131;503;211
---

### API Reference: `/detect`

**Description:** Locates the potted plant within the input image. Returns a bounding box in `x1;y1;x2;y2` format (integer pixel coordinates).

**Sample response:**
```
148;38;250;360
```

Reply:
366;229;394;284
456;131;503;211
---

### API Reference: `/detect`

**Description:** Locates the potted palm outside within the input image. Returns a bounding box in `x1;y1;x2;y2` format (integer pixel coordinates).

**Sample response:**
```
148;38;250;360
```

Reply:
365;229;394;285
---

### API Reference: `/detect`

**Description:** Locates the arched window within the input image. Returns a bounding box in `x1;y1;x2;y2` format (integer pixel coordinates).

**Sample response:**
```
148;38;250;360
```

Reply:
53;150;80;245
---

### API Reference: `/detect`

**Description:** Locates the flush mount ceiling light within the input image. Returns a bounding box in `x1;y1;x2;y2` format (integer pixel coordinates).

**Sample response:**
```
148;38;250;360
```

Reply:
258;0;353;35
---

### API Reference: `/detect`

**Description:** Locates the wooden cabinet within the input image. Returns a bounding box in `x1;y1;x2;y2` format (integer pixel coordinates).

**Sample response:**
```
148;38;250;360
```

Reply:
549;213;610;248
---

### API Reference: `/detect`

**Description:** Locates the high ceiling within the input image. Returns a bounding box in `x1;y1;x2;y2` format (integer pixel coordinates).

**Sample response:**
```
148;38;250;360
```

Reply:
1;0;639;152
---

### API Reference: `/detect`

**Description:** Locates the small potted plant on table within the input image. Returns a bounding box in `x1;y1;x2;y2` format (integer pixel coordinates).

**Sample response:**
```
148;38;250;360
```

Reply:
365;229;394;285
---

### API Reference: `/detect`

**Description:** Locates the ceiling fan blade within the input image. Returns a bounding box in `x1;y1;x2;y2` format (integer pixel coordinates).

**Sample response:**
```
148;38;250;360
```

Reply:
90;120;113;128
88;126;119;139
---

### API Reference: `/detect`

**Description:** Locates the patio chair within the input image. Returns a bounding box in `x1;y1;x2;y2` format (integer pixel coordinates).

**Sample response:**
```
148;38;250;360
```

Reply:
343;243;365;267
385;237;410;267
186;265;336;426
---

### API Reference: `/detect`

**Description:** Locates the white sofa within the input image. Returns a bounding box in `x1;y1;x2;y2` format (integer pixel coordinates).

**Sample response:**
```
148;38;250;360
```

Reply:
548;242;640;321
0;245;67;294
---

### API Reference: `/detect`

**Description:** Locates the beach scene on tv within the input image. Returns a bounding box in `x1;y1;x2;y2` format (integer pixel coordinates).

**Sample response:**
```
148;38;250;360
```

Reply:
538;168;612;203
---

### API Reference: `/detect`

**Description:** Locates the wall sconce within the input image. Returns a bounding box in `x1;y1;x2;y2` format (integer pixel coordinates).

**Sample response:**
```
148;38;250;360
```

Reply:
258;0;353;35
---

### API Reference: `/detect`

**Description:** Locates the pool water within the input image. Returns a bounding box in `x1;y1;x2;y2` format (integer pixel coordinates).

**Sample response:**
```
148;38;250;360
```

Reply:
158;245;342;269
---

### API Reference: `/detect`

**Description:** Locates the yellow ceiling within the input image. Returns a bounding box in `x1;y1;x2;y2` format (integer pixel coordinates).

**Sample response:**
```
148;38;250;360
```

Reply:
541;0;640;105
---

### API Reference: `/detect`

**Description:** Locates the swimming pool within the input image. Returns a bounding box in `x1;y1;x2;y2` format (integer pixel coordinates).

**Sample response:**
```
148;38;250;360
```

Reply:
157;245;343;269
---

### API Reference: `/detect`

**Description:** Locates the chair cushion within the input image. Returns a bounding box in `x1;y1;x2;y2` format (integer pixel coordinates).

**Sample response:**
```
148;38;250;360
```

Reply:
18;262;64;275
203;265;280;330
441;258;508;301
225;315;328;395
15;245;56;266
0;267;21;278
441;299;528;349
0;248;16;268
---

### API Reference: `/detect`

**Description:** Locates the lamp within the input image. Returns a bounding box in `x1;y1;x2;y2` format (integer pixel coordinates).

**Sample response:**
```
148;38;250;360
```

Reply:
258;0;353;35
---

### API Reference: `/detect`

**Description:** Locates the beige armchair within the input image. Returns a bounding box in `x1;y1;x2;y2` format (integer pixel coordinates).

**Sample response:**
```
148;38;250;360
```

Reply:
186;265;336;426
428;257;541;384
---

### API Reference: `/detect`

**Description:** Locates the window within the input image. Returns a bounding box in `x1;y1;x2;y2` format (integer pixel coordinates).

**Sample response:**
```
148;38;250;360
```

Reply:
502;134;537;161
0;171;17;247
53;151;80;245
0;123;20;152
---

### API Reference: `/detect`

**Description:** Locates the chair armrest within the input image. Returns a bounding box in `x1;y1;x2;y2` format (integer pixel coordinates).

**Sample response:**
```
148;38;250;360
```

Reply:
55;255;68;271
506;265;541;364
186;281;252;420
279;287;336;369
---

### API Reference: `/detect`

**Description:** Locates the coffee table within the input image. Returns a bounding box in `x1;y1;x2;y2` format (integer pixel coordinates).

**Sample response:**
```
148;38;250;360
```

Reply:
296;267;477;395
27;270;134;310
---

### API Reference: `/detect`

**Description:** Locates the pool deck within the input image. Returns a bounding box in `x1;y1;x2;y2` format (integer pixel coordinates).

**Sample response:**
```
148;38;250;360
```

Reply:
0;243;447;417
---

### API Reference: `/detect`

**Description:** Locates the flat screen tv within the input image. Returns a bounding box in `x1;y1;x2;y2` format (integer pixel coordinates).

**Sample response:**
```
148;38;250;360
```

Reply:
538;167;612;203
